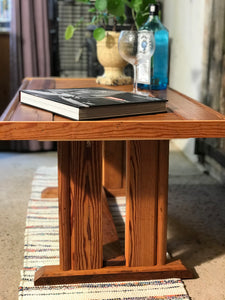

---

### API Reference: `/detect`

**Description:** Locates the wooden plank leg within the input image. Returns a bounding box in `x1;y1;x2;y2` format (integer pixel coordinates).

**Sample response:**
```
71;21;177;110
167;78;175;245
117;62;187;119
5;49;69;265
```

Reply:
70;141;103;270
126;140;159;267
35;141;103;284
58;141;71;271
103;141;126;196
157;140;169;265
125;140;193;278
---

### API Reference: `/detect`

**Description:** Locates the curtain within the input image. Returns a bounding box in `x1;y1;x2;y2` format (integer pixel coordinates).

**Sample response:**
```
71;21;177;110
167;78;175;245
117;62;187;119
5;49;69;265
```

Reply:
10;0;54;151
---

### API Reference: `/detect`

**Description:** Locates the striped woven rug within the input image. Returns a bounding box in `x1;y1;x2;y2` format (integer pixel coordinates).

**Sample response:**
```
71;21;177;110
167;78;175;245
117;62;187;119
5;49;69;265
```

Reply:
18;166;190;300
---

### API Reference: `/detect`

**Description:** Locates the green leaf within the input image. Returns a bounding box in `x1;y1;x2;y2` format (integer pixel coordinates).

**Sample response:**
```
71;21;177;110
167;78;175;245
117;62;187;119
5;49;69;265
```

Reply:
93;27;106;41
65;25;75;40
124;0;132;9
107;0;125;17
131;0;142;12
88;7;97;13
95;0;107;11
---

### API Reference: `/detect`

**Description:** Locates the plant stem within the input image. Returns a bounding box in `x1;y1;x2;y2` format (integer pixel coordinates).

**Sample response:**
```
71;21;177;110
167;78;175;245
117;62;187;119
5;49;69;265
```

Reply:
131;9;139;30
113;17;117;31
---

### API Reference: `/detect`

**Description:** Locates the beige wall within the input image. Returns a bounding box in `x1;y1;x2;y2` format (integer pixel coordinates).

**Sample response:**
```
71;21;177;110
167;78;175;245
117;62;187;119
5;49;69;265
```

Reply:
160;0;209;161
161;0;207;100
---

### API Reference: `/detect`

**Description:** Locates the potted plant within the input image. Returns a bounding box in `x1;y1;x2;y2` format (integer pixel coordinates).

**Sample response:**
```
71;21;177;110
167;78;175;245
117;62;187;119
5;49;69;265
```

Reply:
65;0;156;85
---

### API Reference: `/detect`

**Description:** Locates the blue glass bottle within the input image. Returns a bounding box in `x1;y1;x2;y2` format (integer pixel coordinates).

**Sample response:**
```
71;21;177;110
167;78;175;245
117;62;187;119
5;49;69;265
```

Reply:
138;3;169;90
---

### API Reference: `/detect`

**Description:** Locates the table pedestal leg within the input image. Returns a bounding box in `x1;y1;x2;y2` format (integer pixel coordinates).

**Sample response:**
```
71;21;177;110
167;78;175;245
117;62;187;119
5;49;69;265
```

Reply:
126;140;168;266
58;141;103;271
34;140;193;286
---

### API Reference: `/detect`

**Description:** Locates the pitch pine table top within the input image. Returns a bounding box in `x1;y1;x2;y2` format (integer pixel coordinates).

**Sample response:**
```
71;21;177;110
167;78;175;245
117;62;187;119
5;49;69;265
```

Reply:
1;77;225;141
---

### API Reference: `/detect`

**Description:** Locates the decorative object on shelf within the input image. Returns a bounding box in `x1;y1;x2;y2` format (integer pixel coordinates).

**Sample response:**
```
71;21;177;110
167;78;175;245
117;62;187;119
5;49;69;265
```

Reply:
96;31;132;85
119;30;155;93
138;3;169;90
64;0;158;86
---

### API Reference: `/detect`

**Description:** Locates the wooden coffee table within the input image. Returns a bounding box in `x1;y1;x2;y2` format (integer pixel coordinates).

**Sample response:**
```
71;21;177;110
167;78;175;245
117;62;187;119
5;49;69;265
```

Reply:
1;77;225;285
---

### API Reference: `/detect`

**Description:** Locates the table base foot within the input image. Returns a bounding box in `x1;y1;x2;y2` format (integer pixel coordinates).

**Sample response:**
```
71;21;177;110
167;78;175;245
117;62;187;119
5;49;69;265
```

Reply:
34;260;194;286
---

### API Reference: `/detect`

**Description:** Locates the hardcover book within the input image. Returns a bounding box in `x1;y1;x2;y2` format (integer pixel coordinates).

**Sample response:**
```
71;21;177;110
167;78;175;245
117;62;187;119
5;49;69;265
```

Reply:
20;88;167;120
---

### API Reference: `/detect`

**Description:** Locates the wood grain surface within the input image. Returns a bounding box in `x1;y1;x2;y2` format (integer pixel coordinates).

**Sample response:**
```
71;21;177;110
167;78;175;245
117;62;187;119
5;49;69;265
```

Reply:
1;120;225;140
126;141;159;267
156;140;169;265
41;186;125;266
69;141;103;270
1;77;225;140
9;78;55;122
57;140;103;271
58;142;71;271
103;141;126;196
34;259;193;286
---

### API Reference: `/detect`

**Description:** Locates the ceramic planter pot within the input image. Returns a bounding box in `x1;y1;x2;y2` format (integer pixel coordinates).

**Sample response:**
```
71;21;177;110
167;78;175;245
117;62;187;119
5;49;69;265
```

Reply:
96;31;132;86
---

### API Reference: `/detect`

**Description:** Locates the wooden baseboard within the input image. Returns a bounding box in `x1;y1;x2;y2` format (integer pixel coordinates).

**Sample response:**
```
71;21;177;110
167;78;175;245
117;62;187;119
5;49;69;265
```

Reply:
34;260;193;286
